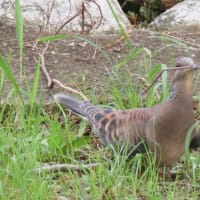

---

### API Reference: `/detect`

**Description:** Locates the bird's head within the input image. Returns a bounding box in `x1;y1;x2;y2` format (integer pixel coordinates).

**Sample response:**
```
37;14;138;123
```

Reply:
173;57;198;82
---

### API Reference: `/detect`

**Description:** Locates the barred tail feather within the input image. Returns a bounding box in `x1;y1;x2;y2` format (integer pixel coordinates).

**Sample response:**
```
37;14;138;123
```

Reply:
54;93;87;119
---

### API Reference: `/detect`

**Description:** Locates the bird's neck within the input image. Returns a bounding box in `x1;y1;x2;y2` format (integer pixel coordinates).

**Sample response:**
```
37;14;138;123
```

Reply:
168;76;193;102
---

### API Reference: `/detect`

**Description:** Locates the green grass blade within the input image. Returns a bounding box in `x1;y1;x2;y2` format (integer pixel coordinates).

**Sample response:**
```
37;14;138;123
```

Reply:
0;69;5;96
74;35;113;66
0;55;24;103
146;83;162;107
114;49;139;69
150;35;188;48
147;64;162;82
37;35;69;42
185;122;199;173
15;0;24;79
106;0;132;49
30;59;41;109
161;64;168;100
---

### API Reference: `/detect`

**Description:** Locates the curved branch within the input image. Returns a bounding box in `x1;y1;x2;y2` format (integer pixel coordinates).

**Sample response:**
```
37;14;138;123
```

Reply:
141;66;199;94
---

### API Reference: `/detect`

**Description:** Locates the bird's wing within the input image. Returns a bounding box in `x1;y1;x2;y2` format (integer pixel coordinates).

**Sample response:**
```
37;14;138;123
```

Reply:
83;103;151;148
54;93;152;153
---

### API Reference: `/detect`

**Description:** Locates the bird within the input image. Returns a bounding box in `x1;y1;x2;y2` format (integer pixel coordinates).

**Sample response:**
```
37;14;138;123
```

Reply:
54;57;199;166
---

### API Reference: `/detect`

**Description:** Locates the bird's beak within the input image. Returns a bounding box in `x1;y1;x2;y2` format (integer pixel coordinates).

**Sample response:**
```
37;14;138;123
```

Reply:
191;64;199;70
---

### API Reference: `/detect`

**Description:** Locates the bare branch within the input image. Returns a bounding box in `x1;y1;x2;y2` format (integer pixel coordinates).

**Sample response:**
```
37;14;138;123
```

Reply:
40;41;54;88
36;0;103;100
141;66;200;94
55;6;83;35
46;0;56;32
86;0;103;29
52;79;88;101
34;163;99;173
103;36;125;49
39;40;88;100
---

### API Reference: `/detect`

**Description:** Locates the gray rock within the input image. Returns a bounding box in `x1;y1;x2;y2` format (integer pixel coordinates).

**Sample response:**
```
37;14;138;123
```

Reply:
151;0;200;30
0;0;130;34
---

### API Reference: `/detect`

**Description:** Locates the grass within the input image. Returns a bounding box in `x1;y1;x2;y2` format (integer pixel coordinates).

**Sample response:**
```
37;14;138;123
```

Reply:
0;1;200;200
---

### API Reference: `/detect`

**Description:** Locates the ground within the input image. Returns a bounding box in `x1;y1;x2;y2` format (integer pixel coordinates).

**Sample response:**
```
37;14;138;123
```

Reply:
1;22;200;103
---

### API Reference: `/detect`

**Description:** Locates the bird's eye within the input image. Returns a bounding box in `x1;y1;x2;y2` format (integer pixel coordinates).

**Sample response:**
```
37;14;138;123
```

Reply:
176;63;181;68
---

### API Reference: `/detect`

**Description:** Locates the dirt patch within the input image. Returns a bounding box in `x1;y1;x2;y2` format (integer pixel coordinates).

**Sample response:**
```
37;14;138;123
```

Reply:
1;22;200;104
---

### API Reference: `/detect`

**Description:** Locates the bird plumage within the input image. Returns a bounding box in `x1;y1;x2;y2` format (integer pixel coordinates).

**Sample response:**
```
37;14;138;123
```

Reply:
54;57;199;166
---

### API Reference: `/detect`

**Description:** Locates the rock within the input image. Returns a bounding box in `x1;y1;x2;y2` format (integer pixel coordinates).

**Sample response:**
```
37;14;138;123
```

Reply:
0;0;130;34
151;0;200;30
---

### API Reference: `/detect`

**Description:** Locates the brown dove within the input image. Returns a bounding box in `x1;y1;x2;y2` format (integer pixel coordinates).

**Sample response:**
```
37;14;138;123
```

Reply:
54;57;198;166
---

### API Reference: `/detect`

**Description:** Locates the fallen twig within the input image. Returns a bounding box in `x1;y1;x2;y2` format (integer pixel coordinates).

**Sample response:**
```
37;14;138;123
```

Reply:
40;41;53;88
138;76;160;99
52;79;88;100
39;41;88;100
36;0;103;99
103;36;125;49
34;163;99;173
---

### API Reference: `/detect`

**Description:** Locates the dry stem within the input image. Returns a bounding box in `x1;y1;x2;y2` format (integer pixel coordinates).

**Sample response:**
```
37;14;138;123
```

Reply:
141;66;200;94
34;163;99;173
37;0;102;100
52;79;88;100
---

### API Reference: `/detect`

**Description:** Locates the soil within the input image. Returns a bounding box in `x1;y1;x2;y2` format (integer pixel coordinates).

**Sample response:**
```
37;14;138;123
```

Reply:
0;22;200;104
